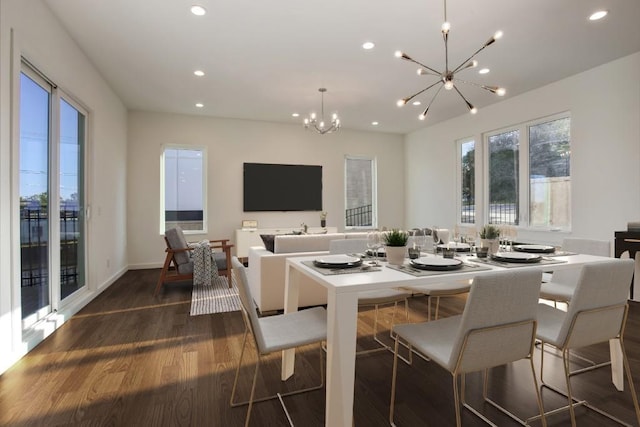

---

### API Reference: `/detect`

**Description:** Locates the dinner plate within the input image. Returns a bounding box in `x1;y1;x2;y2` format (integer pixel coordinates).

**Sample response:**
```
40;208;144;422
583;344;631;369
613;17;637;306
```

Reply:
491;252;542;263
513;244;556;254
410;257;463;271
313;255;363;269
437;242;472;252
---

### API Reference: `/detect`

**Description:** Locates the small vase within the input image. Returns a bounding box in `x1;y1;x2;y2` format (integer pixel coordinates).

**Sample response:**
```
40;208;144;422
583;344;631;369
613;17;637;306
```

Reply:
386;246;407;266
481;238;499;255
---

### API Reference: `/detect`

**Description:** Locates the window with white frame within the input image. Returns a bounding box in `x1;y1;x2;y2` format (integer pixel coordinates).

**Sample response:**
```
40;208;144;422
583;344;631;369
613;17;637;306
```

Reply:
457;138;476;224
161;147;206;233
483;114;571;230
345;156;377;229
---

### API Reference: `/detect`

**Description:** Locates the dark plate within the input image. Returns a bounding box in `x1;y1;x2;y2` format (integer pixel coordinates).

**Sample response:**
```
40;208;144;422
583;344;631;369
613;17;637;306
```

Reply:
513;244;556;254
313;258;363;269
409;258;464;271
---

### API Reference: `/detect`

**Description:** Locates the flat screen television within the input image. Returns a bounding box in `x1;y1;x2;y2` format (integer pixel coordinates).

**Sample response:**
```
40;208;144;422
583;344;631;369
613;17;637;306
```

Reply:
243;162;323;212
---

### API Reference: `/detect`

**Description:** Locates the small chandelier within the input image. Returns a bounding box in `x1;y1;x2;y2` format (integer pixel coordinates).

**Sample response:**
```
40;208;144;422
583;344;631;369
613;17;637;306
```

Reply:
395;0;506;121
304;88;341;134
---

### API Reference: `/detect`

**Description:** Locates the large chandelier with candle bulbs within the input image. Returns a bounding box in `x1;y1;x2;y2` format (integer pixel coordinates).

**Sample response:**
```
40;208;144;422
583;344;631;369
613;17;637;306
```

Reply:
395;0;506;121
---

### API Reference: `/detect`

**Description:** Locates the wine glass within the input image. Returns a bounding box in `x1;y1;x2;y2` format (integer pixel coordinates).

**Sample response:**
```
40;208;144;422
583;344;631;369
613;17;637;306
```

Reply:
431;226;439;254
367;231;381;265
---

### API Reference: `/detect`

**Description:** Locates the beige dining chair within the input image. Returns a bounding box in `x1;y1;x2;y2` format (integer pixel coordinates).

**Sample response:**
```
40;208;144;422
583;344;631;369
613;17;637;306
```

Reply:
390;269;546;427
329;238;411;358
229;257;327;427
539;238;611;304
534;259;640;427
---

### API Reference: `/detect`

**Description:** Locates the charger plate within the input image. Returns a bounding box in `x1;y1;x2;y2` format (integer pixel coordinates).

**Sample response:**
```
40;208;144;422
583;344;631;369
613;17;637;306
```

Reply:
410;257;463;271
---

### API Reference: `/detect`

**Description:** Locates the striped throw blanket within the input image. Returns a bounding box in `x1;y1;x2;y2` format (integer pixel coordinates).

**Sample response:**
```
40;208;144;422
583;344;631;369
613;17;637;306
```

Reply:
191;240;219;286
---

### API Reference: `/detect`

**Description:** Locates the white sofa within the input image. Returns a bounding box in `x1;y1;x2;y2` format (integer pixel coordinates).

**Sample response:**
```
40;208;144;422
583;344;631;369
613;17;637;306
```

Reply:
247;232;368;313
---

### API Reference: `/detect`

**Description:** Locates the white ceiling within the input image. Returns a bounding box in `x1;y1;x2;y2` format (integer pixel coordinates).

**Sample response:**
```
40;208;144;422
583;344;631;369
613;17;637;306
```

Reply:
44;0;640;135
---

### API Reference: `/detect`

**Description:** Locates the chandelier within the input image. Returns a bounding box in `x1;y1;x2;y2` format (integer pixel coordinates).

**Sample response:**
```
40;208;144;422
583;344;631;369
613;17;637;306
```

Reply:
395;0;506;121
304;88;341;134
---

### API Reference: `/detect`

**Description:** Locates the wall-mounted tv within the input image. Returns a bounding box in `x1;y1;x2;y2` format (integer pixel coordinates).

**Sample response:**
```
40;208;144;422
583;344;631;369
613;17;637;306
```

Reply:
243;162;322;212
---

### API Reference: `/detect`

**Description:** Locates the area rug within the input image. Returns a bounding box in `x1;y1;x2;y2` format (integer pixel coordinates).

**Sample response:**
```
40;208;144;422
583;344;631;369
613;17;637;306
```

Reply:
190;274;242;316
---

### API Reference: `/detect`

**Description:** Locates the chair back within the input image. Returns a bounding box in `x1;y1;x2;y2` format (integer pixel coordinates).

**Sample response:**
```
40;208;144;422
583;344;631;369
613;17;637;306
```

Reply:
164;227;191;266
231;257;270;353
449;269;542;373
329;239;368;255
557;259;634;349
551;238;611;287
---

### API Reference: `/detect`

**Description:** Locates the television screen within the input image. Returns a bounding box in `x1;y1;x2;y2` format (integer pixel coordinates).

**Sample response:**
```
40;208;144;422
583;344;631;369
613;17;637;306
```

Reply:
243;163;323;212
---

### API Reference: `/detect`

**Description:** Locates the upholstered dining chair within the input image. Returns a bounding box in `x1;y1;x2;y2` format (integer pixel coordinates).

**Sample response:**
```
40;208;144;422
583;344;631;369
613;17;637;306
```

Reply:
539;238;611;305
329;238;411;358
534;259;640;427
154;226;233;295
390;269;546;427
230;257;327;427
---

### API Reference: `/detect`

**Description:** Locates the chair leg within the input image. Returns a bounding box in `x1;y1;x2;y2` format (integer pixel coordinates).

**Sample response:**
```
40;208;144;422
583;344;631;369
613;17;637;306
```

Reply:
621;339;640;426
154;253;173;296
230;328;250;407
530;356;548;427
452;374;462;427
563;349;578;427
389;336;401;426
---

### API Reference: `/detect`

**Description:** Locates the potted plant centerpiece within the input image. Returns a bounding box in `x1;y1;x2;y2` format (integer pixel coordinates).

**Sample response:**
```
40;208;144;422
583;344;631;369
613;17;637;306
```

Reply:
383;229;409;266
480;224;500;254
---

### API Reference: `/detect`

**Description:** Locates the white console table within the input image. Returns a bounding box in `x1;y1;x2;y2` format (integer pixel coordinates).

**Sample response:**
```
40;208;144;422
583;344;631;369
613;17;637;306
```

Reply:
235;226;338;259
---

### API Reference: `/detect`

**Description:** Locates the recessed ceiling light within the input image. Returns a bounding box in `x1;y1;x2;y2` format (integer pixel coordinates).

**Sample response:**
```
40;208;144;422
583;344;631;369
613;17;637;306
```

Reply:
362;41;375;50
195;103;204;108
371;121;379;126
194;70;205;77
479;68;490;74
292;113;300;117
589;10;608;21
412;101;421;106
190;5;206;16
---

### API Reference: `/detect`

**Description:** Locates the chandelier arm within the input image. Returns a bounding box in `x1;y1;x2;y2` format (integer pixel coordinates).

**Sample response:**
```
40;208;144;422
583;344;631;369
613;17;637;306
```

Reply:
452;85;475;111
402;80;443;104
451;44;488;74
404;56;442;75
420;83;444;118
452;78;500;93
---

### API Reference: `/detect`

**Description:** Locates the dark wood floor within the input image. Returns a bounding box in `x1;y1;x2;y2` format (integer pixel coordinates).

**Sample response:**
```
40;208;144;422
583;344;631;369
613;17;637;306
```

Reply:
1;268;640;426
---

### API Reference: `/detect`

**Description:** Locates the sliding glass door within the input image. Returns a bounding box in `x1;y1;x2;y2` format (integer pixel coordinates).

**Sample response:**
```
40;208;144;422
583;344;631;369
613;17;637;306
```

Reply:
19;62;87;327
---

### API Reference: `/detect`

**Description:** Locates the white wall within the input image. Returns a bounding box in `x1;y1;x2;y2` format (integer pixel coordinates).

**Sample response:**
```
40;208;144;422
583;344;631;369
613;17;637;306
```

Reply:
127;112;405;268
0;0;128;373
405;52;640;247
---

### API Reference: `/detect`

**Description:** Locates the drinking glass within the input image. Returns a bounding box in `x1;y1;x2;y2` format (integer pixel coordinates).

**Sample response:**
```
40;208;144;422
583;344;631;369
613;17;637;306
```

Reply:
432;226;439;254
367;231;381;265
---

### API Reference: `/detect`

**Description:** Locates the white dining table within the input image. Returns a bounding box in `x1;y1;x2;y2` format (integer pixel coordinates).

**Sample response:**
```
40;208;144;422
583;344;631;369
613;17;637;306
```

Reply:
281;253;624;427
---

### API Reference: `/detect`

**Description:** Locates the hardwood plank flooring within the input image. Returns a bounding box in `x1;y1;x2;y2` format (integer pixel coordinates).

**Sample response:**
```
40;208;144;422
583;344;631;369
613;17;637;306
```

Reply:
1;268;640;426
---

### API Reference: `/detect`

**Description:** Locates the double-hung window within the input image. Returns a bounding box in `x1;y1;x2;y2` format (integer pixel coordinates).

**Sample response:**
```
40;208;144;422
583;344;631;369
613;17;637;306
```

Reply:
483;114;571;230
457;138;476;224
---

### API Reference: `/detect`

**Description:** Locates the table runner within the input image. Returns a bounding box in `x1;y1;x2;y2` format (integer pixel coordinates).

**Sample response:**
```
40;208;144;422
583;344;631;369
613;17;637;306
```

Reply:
386;262;493;277
469;256;567;268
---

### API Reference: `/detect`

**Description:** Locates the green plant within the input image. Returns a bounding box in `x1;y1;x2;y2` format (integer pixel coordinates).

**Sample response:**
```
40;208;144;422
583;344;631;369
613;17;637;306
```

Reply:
480;224;500;240
383;229;409;246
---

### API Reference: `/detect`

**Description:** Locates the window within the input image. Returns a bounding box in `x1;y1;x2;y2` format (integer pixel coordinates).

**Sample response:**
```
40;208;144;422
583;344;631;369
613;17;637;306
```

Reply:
345;156;376;229
457;138;475;224
161;147;206;233
483;113;571;230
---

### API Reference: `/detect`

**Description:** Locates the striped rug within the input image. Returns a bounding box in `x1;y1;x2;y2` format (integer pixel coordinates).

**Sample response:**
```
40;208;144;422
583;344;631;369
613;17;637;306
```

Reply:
190;274;242;316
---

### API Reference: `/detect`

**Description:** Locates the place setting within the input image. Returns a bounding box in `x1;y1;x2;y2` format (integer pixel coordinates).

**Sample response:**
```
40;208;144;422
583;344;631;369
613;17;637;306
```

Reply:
470;250;568;268
387;254;493;277
302;254;383;275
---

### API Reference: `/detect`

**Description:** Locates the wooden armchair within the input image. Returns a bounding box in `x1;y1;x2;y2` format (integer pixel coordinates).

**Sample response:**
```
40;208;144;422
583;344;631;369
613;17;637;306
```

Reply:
155;227;234;296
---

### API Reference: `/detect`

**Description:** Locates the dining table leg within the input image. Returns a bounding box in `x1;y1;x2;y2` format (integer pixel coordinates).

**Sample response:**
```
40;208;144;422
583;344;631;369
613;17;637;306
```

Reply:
325;288;359;427
282;262;300;380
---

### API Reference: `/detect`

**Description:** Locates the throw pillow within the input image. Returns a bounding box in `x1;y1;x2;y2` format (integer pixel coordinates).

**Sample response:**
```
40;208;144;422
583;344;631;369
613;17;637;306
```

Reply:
260;234;275;252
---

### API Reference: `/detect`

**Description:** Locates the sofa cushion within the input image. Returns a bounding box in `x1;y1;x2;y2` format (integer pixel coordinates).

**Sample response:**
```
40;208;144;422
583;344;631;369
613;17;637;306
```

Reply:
274;233;345;254
260;234;276;252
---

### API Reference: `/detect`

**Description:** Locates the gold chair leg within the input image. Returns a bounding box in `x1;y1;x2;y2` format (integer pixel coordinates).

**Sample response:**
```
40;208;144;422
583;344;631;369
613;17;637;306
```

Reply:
389;336;400;426
563;349;578;427
621;339;640;426
452;374;462;427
